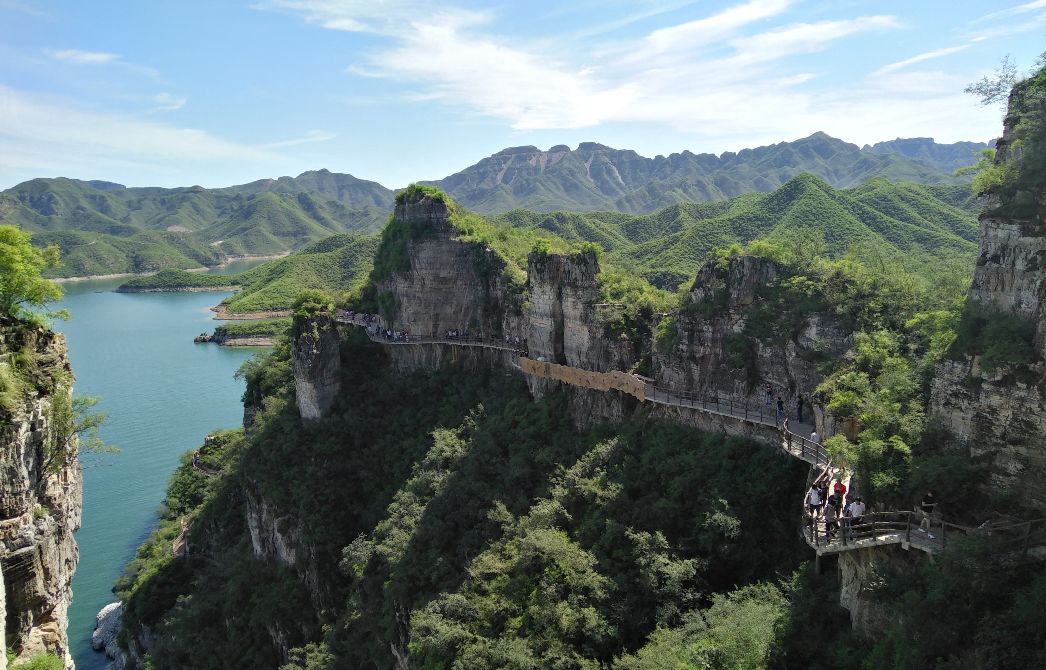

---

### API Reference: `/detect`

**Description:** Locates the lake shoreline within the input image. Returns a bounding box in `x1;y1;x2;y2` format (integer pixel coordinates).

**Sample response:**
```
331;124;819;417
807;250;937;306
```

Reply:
50;253;289;283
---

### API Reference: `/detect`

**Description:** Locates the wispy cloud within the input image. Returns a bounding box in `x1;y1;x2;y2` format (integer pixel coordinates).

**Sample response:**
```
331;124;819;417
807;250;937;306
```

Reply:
976;0;1046;22
250;0;998;160
0;85;274;185
641;0;791;56
873;45;970;75
48;48;119;64
152;92;187;112
264;130;337;148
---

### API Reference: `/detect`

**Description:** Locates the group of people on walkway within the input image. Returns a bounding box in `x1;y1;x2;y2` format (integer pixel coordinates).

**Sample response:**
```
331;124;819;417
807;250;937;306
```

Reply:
805;475;866;541
766;382;807;426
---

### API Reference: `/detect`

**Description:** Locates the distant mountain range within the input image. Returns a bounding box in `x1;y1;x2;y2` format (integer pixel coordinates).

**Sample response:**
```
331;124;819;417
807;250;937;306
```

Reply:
432;132;987;214
0;132;988;277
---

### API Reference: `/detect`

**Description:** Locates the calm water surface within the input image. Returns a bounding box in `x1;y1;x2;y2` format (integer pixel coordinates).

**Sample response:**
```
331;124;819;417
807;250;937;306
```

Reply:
54;262;267;669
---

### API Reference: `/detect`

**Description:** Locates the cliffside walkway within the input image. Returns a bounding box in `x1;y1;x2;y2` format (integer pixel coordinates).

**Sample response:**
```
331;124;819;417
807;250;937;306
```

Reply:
332;311;1043;557
335;312;528;355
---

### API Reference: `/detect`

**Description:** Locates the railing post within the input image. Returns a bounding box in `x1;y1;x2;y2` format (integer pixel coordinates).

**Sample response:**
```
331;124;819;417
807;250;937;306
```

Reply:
906;512;911;543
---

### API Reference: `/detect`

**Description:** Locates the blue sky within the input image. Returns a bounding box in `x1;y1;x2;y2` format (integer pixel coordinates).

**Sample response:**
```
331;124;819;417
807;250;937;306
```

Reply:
1;0;1044;189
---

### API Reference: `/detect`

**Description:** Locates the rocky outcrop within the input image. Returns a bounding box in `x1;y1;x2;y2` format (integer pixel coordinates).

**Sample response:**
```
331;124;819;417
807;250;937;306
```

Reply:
837;545;926;637
526;251;632;371
929;90;1046;513
292;314;341;421
0;318;83;669
654;255;851;434
375;195;517;338
91;602;126;670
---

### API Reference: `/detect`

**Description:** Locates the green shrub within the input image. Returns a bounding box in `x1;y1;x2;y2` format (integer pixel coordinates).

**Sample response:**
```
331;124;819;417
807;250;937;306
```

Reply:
950;304;1037;372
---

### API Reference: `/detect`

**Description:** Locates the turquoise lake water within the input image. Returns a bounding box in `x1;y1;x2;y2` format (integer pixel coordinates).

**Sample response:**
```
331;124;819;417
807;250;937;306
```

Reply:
51;263;266;669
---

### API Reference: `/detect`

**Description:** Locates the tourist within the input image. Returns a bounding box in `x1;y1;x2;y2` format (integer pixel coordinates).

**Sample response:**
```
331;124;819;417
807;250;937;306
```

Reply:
810;429;819;444
817;481;829;513
918;491;937;538
765;382;773;406
834;480;847;507
846;496;865;524
796;394;804;422
824;502;839;540
776;397;784;424
783;416;790;434
806;484;821;516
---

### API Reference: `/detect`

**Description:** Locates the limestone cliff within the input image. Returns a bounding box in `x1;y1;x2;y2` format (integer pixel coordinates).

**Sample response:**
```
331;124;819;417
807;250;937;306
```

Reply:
526;251;634;372
291;313;342;421
929;90;1046;512
654;255;852;434
374;195;520;338
0;318;82;668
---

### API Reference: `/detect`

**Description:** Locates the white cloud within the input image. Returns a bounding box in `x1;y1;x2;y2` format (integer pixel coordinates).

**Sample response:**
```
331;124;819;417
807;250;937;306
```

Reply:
153;92;187;111
264;130;337;148
48;48;118;64
0;85;273;186
873;45;970;76
263;0;996;157
977;0;1046;22
642;0;791;54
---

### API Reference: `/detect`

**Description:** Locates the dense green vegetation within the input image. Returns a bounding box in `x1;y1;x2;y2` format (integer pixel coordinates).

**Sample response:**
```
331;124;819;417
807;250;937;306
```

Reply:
0;224;63;322
965;55;1046;217
495;175;979;290
117;331;817;669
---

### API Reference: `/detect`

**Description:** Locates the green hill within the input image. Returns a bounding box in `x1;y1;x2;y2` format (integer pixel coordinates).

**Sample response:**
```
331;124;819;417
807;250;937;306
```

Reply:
0;174;390;277
495;175;980;289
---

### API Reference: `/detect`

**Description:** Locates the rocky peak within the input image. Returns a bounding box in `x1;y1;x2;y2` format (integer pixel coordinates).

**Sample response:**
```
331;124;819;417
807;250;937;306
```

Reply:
392;193;452;229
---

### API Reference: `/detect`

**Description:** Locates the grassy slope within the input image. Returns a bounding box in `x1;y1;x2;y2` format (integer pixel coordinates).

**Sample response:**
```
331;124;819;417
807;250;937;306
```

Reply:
219;233;380;313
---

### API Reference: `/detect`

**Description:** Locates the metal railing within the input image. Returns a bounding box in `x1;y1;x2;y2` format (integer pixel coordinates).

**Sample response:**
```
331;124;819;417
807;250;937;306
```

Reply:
803;507;1046;556
334;312;528;355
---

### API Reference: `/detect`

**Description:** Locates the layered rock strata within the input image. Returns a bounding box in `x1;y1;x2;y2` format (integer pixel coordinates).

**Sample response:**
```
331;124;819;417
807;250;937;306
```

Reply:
654;255;851;435
0;319;82;669
929;93;1046;512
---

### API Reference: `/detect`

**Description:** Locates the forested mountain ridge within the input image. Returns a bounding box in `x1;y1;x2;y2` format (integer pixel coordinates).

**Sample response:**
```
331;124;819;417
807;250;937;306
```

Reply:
0;175;390;277
496;174;980;289
1;134;980;277
115;175;980;314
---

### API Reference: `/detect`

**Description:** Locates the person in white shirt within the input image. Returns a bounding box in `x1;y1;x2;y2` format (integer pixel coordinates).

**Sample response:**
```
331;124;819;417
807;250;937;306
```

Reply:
810;430;820;444
846;497;865;521
806;485;822;516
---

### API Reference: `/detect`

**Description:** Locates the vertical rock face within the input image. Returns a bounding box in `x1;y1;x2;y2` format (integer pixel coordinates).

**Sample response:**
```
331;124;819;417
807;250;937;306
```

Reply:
376;195;513;338
929;97;1046;512
292;314;342;421
526;251;615;370
0;319;83;669
837;545;925;637
654;255;851;432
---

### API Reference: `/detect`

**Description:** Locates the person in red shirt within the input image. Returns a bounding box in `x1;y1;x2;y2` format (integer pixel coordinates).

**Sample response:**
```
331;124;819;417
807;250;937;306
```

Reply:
833;481;847;509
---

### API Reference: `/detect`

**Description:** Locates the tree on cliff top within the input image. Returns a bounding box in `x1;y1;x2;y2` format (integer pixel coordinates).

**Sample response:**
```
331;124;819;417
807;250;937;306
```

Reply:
0;225;63;321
